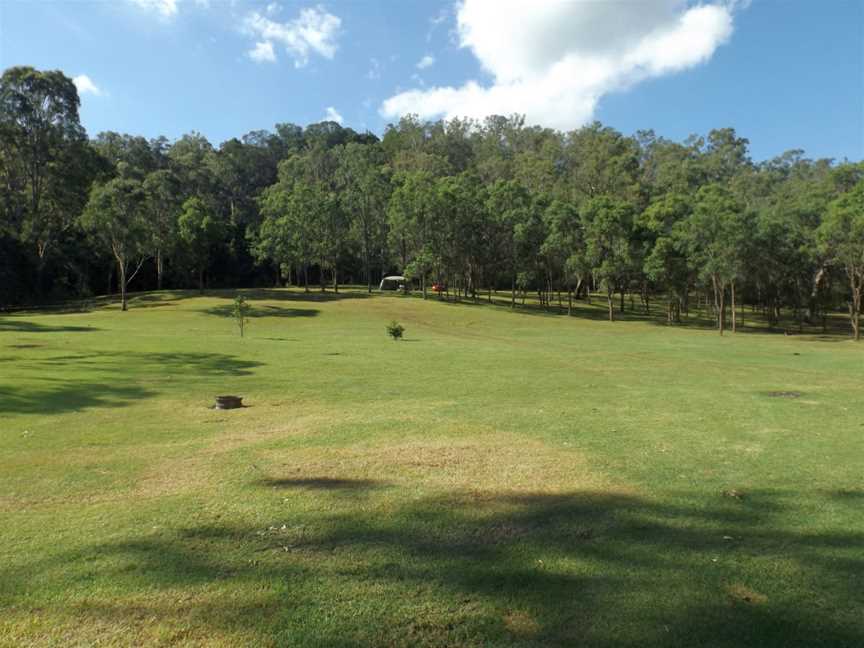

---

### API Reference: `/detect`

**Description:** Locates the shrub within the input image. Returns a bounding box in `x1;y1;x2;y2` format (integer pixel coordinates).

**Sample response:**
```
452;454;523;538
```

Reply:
386;320;405;341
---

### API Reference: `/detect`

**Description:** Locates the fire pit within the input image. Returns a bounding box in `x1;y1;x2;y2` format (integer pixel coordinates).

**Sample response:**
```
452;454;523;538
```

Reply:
214;395;243;409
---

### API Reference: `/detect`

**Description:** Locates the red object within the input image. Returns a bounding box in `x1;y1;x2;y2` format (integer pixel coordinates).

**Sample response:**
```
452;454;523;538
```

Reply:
432;283;447;292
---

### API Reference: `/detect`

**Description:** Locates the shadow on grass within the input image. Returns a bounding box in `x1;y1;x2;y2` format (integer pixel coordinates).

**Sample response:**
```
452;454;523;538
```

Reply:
3;489;860;646
0;319;98;333
202;304;320;319
255;477;386;491
1;351;262;415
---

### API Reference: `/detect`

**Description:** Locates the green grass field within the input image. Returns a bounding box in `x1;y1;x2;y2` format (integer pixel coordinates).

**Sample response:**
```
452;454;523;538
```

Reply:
1;289;862;647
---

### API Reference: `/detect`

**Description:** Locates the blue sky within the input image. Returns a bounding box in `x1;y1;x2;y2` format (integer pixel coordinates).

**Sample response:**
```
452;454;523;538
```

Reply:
1;0;861;162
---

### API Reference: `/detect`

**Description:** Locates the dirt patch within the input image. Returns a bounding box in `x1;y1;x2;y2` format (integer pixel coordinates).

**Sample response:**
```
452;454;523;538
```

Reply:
726;583;768;605
258;434;620;497
504;609;540;637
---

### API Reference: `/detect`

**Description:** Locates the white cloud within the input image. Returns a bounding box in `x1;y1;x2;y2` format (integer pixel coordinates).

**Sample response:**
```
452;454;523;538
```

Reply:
324;106;343;123
128;0;178;18
73;74;103;97
248;40;276;63
382;0;738;130
242;5;341;68
416;54;435;70
266;2;282;15
367;57;382;80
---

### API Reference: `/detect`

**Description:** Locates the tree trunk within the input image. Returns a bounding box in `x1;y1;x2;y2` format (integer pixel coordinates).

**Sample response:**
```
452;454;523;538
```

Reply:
156;249;163;291
304;263;309;293
333;264;339;293
619;287;625;313
567;289;572;316
118;261;128;312
198;269;204;294
731;280;737;333
849;272;862;341
607;286;614;322
511;273;516;309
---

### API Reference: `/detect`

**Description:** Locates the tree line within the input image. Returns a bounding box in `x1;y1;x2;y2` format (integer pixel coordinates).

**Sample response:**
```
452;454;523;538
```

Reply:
2;66;862;338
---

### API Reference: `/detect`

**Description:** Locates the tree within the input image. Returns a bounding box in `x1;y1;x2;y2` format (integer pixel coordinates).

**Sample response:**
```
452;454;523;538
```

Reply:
580;195;635;321
80;178;149;311
486;180;534;308
336;143;391;292
638;193;693;322
142;169;181;290
819;181;864;340
0;66;88;295
679;185;749;334
388;170;437;297
178;196;224;293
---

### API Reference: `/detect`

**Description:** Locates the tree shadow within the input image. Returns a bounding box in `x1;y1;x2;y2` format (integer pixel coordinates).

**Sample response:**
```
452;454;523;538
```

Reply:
2;351;262;415
3;488;860;646
0;319;99;333
0;381;156;416
202;304;320;319
255;477;386;491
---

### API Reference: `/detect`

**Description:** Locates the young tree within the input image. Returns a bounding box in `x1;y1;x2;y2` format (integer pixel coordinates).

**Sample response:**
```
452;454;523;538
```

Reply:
819;180;864;340
80;178;149;311
178;196;224;293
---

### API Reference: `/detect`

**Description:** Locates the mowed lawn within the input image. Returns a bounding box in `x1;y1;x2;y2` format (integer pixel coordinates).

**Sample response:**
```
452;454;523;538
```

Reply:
1;289;862;647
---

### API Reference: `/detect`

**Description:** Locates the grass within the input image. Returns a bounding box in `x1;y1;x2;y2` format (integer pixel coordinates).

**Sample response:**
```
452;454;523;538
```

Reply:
0;288;862;647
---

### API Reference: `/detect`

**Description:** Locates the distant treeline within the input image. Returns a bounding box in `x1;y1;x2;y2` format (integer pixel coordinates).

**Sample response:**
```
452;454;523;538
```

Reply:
1;66;862;338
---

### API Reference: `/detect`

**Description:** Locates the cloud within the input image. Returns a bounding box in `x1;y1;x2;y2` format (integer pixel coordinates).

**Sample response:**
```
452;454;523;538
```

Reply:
426;7;449;42
324;106;343;123
128;0;178;18
416;54;435;70
367;57;382;80
382;0;738;130
266;2;282;15
248;41;276;63
242;5;341;67
73;74;103;97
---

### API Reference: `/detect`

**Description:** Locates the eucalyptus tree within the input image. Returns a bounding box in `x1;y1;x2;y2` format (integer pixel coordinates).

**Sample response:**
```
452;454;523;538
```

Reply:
142;169;182;290
336;142;391;292
80;177;149;311
580;195;635;321
637;193;693;322
679;184;751;334
0;66;88;294
177;196;224;293
387;170;438;297
819;179;864;340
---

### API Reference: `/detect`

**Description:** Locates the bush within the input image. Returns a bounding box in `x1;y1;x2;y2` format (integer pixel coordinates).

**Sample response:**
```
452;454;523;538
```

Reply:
386;320;405;341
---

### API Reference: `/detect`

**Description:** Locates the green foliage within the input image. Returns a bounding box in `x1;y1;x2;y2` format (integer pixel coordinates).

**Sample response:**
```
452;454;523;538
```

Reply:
232;294;250;337
386;320;405;340
1;67;861;339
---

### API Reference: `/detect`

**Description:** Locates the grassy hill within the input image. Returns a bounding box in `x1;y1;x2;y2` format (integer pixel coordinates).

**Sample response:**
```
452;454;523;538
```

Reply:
1;289;862;647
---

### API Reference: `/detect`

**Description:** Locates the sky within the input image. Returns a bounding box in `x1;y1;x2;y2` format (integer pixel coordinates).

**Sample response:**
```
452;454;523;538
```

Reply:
1;0;862;162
